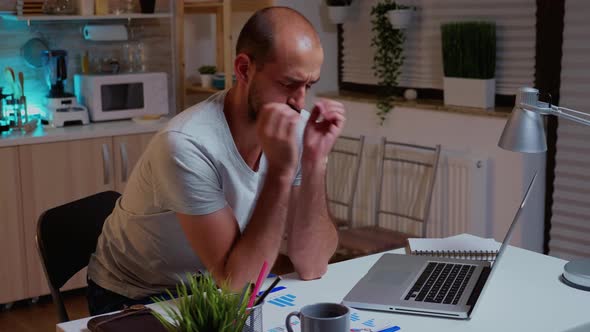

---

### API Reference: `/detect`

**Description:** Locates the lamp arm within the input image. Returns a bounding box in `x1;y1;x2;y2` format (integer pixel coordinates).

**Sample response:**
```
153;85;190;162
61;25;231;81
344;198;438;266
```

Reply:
520;102;590;127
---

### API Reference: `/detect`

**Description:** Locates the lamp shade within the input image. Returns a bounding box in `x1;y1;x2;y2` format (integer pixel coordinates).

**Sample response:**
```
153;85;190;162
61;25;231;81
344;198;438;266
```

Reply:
498;107;546;153
498;87;547;153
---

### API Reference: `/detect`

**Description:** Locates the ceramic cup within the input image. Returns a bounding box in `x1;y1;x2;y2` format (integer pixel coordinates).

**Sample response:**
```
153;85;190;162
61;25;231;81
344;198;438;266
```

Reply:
285;302;350;332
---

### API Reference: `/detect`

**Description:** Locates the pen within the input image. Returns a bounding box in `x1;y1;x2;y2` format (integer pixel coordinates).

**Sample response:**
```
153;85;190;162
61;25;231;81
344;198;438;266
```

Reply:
247;261;268;308
255;275;282;306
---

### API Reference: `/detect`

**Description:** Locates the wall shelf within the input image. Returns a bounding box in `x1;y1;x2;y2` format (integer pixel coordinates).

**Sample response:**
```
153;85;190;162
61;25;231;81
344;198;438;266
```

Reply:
185;84;221;94
0;12;172;24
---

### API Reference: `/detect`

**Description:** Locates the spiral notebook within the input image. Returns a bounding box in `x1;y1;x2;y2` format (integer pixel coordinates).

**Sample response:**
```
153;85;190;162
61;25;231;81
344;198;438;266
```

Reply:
407;234;501;261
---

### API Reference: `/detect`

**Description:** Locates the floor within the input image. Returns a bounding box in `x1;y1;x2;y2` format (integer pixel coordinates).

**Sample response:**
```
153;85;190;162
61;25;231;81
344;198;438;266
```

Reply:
0;289;89;332
0;254;299;332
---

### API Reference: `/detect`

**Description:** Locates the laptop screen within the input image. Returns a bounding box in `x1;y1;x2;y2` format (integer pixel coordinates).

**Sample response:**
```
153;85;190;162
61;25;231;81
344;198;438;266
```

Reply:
491;171;538;271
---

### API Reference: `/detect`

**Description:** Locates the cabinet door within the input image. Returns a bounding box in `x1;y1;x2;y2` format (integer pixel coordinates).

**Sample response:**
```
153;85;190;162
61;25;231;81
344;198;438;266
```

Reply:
0;147;27;304
113;132;155;193
19;137;115;297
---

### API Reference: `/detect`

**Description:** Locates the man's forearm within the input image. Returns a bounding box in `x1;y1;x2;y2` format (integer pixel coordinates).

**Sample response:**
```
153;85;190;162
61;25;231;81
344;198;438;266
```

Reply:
222;170;292;290
287;163;338;280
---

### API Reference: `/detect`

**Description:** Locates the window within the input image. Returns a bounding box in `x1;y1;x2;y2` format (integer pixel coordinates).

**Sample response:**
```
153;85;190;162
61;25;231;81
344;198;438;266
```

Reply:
339;0;536;100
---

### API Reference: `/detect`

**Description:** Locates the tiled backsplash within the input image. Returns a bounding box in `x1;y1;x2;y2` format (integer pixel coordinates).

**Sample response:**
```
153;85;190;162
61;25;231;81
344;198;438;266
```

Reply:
0;10;173;117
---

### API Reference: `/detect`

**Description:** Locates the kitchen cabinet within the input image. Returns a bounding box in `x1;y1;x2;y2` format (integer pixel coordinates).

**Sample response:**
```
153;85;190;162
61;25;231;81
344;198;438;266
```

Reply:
19;137;115;297
0;131;156;303
0;147;27;304
113;133;155;192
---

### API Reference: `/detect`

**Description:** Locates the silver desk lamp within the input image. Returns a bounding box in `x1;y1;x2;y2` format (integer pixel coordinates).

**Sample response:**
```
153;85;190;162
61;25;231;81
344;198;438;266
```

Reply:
498;86;590;291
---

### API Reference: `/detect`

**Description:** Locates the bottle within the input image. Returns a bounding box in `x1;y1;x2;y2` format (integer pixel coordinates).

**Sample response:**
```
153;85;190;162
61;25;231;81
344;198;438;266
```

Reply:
81;51;90;74
95;0;108;15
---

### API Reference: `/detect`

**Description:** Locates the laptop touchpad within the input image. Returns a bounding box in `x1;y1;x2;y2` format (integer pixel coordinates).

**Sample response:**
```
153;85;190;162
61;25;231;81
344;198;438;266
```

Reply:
368;271;412;285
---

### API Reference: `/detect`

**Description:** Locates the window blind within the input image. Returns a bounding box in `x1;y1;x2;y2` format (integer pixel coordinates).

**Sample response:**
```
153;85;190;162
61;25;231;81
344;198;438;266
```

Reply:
341;0;536;95
549;0;590;261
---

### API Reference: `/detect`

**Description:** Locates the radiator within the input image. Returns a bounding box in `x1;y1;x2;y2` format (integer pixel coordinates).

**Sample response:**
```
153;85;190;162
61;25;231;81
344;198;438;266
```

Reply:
427;153;488;238
327;145;488;238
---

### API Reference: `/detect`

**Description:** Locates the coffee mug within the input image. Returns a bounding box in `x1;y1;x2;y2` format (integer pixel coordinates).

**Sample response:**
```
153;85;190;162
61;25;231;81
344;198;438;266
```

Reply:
285;302;350;332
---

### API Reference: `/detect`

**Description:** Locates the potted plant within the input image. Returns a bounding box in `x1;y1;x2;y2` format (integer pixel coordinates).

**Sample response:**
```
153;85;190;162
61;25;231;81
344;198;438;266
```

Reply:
152;273;253;332
387;4;414;29
326;0;353;24
198;65;217;89
371;0;407;124
442;21;496;109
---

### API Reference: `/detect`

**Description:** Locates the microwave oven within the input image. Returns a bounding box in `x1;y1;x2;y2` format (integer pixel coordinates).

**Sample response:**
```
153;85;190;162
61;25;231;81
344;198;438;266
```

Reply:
74;72;169;122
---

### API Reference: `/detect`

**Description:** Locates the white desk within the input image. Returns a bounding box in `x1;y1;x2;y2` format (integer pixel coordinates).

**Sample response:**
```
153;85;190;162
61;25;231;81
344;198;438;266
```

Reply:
57;234;590;332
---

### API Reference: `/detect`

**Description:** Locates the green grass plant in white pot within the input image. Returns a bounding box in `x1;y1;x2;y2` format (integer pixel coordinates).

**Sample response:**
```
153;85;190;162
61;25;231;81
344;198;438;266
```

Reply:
441;21;496;109
152;273;253;332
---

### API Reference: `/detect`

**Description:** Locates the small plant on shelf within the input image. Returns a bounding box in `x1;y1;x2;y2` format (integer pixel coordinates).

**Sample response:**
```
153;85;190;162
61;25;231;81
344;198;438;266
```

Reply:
371;0;408;124
198;65;217;75
198;65;217;89
152;273;252;332
441;21;496;108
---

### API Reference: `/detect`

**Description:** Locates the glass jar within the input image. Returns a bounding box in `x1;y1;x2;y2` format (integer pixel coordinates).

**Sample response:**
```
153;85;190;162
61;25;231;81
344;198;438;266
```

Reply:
43;0;76;14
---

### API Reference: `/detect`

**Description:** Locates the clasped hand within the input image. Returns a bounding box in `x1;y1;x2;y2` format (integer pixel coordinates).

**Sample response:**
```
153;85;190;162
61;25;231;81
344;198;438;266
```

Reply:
256;99;346;177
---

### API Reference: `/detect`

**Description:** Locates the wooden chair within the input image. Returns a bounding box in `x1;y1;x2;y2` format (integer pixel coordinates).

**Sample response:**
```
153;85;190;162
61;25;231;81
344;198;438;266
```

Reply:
326;135;366;229
338;138;441;256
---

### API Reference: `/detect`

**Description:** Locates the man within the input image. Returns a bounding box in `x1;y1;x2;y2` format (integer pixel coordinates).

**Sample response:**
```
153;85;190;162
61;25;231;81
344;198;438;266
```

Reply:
87;6;345;315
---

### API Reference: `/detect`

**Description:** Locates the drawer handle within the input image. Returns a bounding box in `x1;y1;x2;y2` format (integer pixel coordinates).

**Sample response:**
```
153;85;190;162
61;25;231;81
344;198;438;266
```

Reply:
101;143;111;185
120;143;129;183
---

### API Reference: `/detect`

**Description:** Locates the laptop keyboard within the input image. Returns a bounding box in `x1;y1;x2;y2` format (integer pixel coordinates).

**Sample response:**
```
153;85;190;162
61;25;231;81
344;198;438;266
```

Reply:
404;262;476;305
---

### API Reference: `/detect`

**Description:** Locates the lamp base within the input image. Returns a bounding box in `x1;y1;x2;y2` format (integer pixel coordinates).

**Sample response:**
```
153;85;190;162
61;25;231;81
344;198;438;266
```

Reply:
561;259;590;291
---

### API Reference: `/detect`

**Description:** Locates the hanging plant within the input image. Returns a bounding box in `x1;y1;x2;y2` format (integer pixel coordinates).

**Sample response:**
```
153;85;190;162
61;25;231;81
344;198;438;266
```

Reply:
371;0;410;124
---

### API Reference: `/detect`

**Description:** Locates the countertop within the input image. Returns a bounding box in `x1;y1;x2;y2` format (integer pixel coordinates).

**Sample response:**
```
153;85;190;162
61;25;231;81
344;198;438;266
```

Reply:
0;118;168;148
318;91;512;119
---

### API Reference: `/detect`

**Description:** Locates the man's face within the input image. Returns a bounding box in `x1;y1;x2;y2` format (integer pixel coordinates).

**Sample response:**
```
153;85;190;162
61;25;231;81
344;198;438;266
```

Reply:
246;36;324;121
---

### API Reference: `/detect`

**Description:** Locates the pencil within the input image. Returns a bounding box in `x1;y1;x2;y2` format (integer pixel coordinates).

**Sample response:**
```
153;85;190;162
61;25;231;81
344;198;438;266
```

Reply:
247;261;268;308
255;275;282;306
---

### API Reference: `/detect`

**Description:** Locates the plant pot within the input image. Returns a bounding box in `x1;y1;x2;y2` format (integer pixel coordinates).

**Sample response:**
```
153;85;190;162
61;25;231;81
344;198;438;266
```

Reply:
139;0;156;13
443;77;496;109
387;9;413;29
200;74;213;89
327;6;351;24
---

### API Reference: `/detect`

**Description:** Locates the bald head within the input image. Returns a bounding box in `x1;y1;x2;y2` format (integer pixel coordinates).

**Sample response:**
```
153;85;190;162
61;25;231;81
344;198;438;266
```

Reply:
236;7;322;68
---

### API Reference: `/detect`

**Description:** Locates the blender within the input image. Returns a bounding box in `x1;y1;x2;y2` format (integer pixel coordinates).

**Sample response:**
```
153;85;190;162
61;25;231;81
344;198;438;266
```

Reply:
42;50;89;127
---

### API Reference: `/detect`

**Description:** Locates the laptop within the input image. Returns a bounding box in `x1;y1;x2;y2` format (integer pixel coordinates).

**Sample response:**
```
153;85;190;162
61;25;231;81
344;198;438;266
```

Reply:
342;171;538;319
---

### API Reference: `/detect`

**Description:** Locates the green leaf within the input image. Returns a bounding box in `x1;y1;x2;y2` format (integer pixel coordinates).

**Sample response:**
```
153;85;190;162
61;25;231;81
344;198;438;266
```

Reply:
441;21;496;79
371;0;408;124
151;273;253;332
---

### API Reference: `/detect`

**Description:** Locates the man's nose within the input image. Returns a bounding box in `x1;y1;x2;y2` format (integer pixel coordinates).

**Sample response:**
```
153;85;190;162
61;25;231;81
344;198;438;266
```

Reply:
288;86;306;111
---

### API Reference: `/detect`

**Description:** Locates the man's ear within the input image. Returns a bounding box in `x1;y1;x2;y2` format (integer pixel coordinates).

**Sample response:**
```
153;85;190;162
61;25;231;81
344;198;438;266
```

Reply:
234;53;253;84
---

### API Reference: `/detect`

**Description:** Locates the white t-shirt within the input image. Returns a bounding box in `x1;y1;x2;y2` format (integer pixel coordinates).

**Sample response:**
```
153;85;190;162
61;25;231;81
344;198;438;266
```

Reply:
88;92;308;299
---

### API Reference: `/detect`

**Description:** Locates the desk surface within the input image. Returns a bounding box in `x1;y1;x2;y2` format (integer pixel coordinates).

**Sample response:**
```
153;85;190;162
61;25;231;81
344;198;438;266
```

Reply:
57;234;590;332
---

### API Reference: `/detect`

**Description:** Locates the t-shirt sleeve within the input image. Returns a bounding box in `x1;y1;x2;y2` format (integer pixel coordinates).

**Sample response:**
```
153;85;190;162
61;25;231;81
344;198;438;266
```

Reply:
149;131;227;215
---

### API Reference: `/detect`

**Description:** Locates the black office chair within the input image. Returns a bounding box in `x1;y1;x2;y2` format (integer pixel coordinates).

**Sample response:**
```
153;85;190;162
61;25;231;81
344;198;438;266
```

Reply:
36;191;121;322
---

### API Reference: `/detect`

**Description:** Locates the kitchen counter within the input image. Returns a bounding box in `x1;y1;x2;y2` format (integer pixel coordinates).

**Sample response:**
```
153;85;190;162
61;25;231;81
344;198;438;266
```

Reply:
0;118;168;148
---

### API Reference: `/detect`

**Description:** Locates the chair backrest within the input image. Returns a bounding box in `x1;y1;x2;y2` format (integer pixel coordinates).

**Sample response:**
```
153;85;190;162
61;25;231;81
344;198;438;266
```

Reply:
326;135;366;228
374;138;441;238
36;190;121;322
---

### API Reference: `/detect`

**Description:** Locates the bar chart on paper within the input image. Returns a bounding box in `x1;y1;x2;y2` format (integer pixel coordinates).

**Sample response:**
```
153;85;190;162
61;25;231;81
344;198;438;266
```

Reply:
267;293;297;307
262;285;400;332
